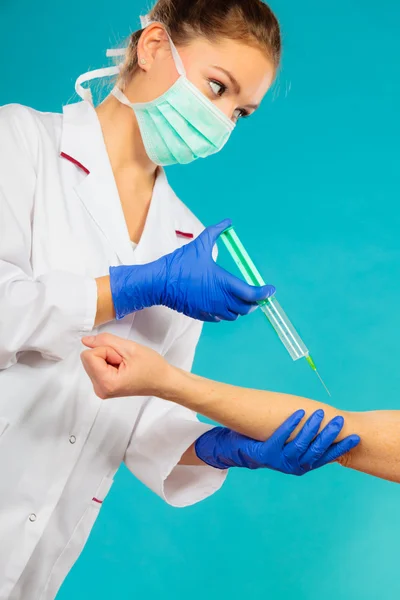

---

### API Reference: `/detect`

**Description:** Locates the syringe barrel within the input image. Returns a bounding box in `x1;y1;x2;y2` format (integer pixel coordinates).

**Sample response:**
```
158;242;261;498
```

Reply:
260;299;308;361
221;226;309;361
221;226;265;287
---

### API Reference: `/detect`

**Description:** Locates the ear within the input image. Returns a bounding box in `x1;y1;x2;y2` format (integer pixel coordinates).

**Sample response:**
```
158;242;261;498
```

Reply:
137;23;171;70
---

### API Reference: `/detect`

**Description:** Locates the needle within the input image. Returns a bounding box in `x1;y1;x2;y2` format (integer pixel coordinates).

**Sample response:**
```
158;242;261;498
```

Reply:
306;355;331;397
314;369;331;397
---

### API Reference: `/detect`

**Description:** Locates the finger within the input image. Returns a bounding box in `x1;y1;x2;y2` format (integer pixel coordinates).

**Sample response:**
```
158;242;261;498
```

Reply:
218;309;239;322
81;347;113;378
82;333;123;349
80;347;120;398
300;416;346;467
312;435;361;470
250;284;276;302
222;270;276;304
201;305;239;322
285;410;325;459
82;334;129;358
82;346;122;368
229;298;267;317
198;311;222;323
103;346;124;366
266;410;306;448
203;219;232;246
225;297;259;317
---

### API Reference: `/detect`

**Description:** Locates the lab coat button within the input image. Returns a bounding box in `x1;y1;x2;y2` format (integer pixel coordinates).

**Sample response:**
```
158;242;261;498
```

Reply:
29;513;37;522
69;435;76;444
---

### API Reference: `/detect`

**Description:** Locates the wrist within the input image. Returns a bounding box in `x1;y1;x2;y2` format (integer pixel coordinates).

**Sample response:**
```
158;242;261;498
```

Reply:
155;363;184;401
109;259;167;319
160;367;210;414
194;427;231;470
95;276;115;326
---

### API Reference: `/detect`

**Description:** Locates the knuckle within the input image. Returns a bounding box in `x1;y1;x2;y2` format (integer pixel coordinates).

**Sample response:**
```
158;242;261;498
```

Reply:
97;332;115;345
337;450;352;468
294;441;306;454
312;443;324;457
94;385;107;400
94;333;108;345
223;313;236;322
103;381;115;396
97;380;114;399
229;309;240;320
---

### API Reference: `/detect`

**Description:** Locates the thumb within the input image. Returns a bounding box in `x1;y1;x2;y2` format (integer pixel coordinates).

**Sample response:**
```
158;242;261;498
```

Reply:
82;334;130;359
248;284;276;303
202;218;232;247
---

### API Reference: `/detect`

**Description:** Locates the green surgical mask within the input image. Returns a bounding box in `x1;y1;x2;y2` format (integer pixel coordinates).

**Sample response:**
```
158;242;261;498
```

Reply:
75;15;235;167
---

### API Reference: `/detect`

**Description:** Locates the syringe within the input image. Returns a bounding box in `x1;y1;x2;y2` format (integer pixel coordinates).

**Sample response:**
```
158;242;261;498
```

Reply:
221;226;331;397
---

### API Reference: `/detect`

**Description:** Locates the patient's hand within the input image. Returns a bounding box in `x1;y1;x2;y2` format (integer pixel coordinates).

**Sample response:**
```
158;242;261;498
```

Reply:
81;334;170;399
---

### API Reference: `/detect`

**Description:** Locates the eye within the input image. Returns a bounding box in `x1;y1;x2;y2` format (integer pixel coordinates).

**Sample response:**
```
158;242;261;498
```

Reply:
232;108;250;122
208;79;227;97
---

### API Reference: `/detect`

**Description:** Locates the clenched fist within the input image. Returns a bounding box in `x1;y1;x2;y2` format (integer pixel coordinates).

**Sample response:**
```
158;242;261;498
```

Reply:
81;334;170;399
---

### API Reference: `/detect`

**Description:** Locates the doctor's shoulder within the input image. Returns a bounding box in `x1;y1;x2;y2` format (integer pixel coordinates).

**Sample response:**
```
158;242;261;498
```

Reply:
0;103;62;165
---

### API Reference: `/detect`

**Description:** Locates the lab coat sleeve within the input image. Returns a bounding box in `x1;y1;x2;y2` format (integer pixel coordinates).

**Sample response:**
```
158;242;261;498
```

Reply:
124;317;227;508
0;105;97;369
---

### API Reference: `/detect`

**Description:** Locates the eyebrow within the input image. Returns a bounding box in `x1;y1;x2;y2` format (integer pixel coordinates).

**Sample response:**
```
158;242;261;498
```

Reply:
212;65;260;111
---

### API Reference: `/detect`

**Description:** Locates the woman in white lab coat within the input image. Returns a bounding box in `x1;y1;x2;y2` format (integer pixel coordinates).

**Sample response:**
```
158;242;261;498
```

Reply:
0;0;360;598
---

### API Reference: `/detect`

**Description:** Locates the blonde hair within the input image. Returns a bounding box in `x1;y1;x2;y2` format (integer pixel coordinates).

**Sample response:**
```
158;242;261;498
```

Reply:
119;0;281;85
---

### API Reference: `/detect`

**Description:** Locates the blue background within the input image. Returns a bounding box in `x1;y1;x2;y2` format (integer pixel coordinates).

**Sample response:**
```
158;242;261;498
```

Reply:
1;0;400;598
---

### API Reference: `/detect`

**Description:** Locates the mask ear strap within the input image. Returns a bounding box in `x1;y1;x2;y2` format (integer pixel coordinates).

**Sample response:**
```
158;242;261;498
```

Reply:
99;15;186;103
75;65;121;103
106;48;127;58
139;14;186;77
111;86;131;106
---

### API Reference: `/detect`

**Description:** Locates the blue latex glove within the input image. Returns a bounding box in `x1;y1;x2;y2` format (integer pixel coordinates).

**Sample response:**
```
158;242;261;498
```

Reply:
109;219;275;322
195;410;361;475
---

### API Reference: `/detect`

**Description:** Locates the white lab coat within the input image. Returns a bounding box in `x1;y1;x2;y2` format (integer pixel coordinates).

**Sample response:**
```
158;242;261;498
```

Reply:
0;101;226;600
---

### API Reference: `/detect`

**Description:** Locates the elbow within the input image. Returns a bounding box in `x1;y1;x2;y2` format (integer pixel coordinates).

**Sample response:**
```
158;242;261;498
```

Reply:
0;343;65;370
0;354;17;371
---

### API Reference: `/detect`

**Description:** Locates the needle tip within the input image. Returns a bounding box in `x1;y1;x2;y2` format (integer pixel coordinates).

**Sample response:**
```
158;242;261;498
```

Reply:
306;356;331;397
315;370;331;397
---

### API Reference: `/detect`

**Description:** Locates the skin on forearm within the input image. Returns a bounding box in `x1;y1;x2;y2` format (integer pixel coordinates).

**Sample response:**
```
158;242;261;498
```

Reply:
163;367;400;483
94;276;116;326
179;443;204;466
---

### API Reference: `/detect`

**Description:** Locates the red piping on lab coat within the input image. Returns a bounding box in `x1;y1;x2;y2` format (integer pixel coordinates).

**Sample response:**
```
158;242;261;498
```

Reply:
175;230;194;239
60;152;90;175
58;160;193;244
92;497;102;504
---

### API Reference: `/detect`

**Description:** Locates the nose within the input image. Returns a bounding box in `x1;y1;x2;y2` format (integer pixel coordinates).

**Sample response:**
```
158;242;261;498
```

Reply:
214;97;238;122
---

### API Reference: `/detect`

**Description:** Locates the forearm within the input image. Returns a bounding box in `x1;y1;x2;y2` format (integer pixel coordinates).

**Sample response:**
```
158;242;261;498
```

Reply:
163;368;400;483
95;276;115;326
179;443;203;466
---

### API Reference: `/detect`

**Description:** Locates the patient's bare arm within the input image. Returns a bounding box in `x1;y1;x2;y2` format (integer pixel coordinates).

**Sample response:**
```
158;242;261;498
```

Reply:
163;368;400;483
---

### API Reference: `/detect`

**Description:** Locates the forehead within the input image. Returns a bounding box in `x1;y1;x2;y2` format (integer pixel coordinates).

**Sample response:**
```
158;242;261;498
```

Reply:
180;37;276;101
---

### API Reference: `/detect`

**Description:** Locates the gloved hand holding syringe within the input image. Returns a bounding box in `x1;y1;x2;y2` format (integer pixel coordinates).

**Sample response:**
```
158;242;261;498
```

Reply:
221;226;331;397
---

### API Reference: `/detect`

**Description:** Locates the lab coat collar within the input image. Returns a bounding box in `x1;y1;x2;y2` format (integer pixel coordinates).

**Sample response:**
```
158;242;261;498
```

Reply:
60;101;194;265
